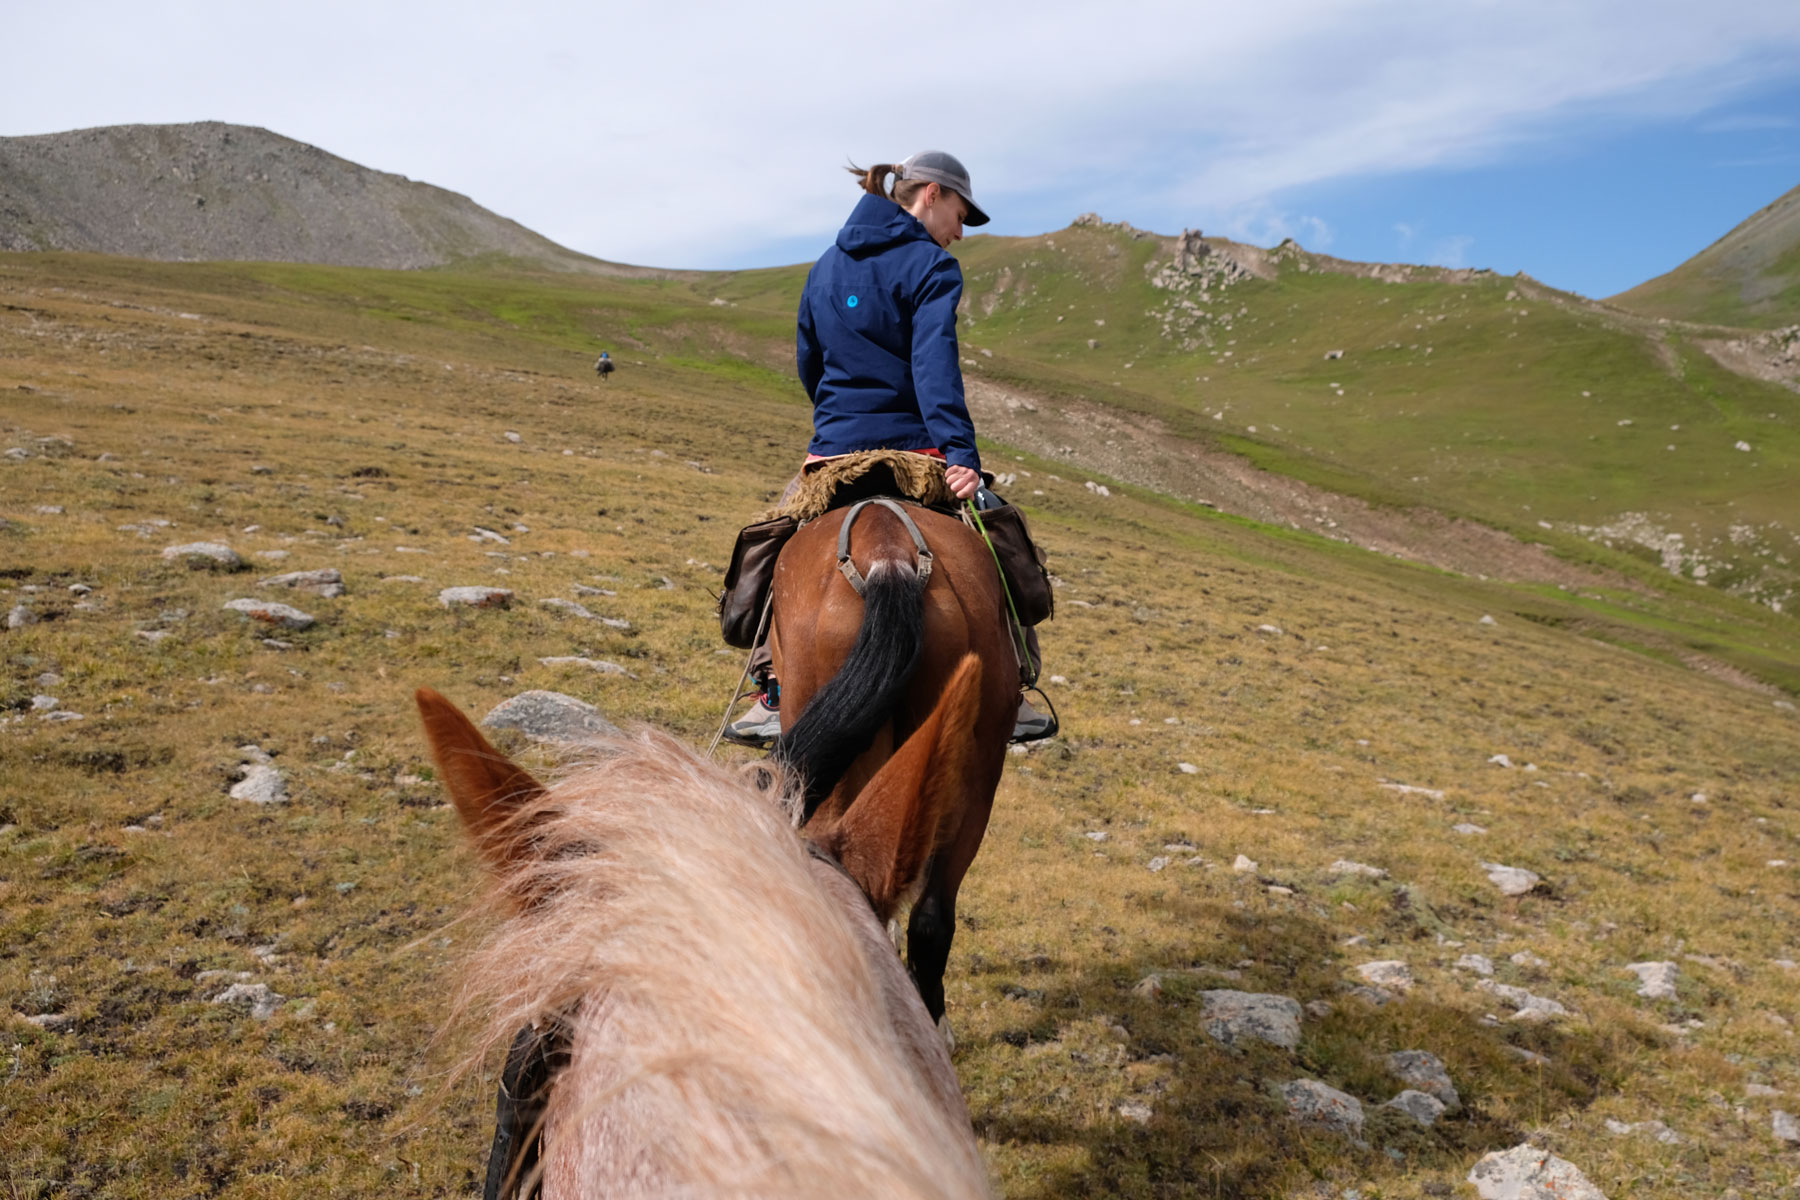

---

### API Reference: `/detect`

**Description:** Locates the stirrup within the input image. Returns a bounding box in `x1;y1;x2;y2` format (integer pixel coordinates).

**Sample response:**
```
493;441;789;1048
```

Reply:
1010;686;1059;744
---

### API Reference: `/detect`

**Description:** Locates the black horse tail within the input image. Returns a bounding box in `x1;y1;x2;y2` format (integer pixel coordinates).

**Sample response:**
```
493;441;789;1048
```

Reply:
776;560;925;823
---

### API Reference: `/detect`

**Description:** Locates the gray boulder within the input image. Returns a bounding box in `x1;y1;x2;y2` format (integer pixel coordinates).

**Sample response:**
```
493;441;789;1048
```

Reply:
1385;1089;1447;1126
258;567;344;597
1386;1050;1461;1111
439;586;513;609
1480;862;1542;896
210;982;285;1020
1279;1079;1364;1140
482;690;621;744
223;598;315;630
1468;1144;1607;1199
230;764;288;804
163;541;243;569
1624;961;1678;1000
1199;989;1303;1050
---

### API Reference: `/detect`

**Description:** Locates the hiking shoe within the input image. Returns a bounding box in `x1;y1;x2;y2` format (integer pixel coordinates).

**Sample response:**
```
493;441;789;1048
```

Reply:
722;692;781;748
1011;693;1057;744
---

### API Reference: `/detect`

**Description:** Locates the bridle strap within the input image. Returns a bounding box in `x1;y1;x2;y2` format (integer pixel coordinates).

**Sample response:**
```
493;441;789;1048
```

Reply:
835;497;933;596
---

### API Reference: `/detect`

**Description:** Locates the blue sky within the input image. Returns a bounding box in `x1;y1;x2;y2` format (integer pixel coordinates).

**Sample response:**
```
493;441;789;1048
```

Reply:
5;1;1799;300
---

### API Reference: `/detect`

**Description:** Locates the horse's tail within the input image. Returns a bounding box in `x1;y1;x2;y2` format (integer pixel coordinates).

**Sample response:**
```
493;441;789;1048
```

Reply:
776;560;925;823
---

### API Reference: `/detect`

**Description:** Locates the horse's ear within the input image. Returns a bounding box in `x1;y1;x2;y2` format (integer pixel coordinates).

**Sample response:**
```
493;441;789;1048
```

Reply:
414;687;548;872
811;655;983;920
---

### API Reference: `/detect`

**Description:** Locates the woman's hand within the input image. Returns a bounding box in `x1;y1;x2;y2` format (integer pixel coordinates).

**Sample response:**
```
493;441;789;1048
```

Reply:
944;464;980;500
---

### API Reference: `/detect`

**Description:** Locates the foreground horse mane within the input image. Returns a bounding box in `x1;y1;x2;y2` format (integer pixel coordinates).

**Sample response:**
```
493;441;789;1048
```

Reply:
449;727;989;1198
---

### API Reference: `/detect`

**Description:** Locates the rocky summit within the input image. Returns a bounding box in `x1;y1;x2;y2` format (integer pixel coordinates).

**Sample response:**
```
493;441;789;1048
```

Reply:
0;122;654;274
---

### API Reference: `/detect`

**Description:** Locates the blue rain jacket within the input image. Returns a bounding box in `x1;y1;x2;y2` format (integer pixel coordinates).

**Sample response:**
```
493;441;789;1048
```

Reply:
797;193;980;472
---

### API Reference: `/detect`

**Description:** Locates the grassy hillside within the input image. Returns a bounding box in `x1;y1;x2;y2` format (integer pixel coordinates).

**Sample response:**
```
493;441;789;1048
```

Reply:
1610;181;1800;330
3;251;1799;1198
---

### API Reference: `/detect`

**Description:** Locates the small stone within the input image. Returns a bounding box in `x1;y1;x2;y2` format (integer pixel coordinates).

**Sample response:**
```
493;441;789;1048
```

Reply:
1774;1110;1800;1144
1745;1083;1782;1099
1605;1118;1681;1144
1480;862;1541;896
1177;761;1199;774
1330;860;1387;879
30;694;57;711
503;431;523;443
1456;954;1495;976
258;568;344;597
1488;753;1514;767
1624;961;1678;1000
1280;1079;1365;1140
1387;1050;1460;1111
1479;979;1568;1021
7;605;39;629
1386;1089;1447;1126
536;657;634;677
210;982;285;1020
238;744;273;765
1356;961;1413;991
1132;974;1163;999
1305;1000;1335;1019
472;526;511;544
1478;614;1497;626
1468;1145;1606;1200
1147;856;1171;872
540;597;599;619
134;629;172;643
1453;823;1487;835
1117;1100;1153;1124
439;586;513;609
1506;1045;1550;1066
481;690;621;744
1199;990;1303;1049
162;542;242;568
223;598;315;630
230;764;288;805
1084;831;1108;842
1233;854;1258;873
1510;951;1549;969
21;1013;75;1032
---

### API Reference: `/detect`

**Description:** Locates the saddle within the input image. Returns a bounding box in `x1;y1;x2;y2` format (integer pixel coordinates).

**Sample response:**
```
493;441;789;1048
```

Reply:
718;451;1052;652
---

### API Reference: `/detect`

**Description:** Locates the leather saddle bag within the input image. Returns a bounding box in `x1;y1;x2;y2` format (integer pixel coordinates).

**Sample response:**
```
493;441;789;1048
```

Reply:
719;515;797;648
977;503;1053;627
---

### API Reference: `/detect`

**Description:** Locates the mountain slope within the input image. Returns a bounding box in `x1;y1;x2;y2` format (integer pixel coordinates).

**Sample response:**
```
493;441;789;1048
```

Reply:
1609;180;1800;328
0;121;652;275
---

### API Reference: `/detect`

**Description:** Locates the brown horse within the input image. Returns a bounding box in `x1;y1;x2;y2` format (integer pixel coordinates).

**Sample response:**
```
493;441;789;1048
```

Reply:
417;661;992;1199
769;499;1017;1027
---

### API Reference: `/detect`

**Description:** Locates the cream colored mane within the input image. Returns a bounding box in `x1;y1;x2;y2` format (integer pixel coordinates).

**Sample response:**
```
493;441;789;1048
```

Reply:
453;729;989;1198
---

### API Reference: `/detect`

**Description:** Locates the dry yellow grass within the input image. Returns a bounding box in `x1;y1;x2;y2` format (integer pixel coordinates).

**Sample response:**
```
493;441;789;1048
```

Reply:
2;253;1797;1198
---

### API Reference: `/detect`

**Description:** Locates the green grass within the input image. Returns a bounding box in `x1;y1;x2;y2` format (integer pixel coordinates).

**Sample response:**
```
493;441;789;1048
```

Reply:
3;249;1799;1198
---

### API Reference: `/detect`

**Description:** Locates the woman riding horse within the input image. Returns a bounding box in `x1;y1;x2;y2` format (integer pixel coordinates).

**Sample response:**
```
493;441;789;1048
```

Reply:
724;151;1051;746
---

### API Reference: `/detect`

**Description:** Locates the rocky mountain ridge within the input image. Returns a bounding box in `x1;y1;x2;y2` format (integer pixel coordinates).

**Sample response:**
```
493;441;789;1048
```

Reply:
0;121;656;275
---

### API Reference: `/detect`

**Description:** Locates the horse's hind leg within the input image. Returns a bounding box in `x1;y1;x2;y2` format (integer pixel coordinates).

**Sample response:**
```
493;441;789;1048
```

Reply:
905;785;996;1026
905;878;955;1025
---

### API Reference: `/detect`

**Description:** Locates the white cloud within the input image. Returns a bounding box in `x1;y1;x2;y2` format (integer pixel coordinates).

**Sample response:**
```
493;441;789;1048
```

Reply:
1394;222;1417;249
4;1;1800;267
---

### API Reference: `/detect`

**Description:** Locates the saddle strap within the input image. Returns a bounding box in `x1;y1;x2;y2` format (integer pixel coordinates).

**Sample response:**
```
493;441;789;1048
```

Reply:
835;497;934;596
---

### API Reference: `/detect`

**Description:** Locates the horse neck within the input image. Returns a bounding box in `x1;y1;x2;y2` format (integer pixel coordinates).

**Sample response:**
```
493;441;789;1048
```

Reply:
461;736;988;1198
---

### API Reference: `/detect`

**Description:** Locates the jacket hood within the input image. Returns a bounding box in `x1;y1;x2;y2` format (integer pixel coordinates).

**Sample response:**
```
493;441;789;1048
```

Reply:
835;193;935;257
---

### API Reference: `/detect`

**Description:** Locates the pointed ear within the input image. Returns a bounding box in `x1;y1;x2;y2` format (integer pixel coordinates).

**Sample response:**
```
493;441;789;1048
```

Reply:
811;655;983;921
415;687;548;875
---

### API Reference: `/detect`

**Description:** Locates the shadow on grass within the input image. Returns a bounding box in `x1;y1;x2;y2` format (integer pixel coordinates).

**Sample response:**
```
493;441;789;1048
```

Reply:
963;897;1646;1199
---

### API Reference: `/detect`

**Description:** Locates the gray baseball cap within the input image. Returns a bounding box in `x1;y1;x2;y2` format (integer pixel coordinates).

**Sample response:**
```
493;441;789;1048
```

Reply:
897;150;990;227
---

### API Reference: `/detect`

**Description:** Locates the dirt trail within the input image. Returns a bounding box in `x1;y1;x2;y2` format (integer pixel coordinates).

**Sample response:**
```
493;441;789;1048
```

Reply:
966;378;1628;592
